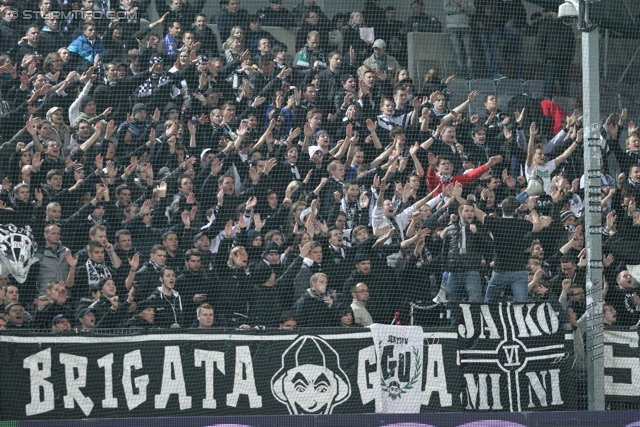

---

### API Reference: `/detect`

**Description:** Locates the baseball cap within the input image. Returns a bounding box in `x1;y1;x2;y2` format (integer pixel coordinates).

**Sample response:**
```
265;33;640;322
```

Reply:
373;39;386;49
77;307;96;320
308;145;323;158
52;314;68;327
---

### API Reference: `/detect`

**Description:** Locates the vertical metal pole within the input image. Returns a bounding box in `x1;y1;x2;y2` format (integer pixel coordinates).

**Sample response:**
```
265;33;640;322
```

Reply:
581;2;605;411
410;303;414;325
603;29;609;81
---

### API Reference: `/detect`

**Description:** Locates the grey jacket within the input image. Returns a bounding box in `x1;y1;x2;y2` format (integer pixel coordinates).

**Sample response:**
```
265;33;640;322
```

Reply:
444;0;475;28
34;245;71;297
363;53;401;72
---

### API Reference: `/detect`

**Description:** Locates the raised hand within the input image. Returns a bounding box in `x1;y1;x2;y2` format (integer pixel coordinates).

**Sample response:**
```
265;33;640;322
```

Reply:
429;90;442;105
603;253;614;268
487;155;503;168
186;192;196;204
128;253;140;271
32;151;43;169
254;213;265;231
65;250;78;268
224;219;235;238
265;158;277;174
287;128;302;141
246;196;257;211
299;241;312;258
359;192;370;207
514;107;526;128
303;122;313;138
139;199;153;217
181;210;191;228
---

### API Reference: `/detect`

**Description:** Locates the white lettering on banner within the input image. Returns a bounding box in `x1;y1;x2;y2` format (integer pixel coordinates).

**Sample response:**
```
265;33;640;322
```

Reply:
60;353;94;416
464;373;503;410
458;304;499;339
502;345;521;367
155;346;192;410
604;343;640;396
457;303;567;412
97;353;118;408
122;350;149;410
357;345;377;405
24;348;55;416
458;304;475;338
422;344;452;407
194;349;225;409
512;303;559;338
226;346;263;408
478;305;501;339
525;370;564;408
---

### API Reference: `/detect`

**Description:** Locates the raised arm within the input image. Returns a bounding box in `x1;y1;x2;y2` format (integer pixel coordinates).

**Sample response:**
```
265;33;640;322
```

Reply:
526;121;537;168
79;123;103;153
332;124;353;160
365;119;383;150
528;198;543;232
377;180;390;207
409;143;424;178
253;119;277;152
553;129;580;167
452;90;478;115
370;141;396;169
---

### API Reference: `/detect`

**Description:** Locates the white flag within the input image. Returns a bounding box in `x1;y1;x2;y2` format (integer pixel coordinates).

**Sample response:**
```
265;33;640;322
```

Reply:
0;223;38;283
370;324;423;413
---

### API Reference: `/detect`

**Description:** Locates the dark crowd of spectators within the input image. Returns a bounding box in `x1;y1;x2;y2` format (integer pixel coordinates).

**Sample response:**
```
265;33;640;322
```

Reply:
0;0;634;357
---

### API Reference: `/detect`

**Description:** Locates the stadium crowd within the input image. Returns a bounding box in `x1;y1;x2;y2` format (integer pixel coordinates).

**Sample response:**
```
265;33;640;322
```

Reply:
0;0;635;348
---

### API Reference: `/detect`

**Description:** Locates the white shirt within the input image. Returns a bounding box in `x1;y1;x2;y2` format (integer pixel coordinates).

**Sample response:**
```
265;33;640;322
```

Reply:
525;160;556;194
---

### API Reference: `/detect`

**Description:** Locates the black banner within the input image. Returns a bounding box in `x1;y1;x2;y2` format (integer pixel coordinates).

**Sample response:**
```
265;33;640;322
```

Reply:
604;329;640;403
0;303;575;420
456;302;575;412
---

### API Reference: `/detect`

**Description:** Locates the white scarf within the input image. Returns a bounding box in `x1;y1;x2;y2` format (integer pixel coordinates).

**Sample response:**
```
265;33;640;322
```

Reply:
436;172;452;183
86;259;111;286
341;197;361;229
459;222;467;255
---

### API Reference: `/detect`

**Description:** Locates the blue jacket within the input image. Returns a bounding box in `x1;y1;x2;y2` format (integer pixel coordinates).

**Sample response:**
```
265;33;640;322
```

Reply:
68;34;105;64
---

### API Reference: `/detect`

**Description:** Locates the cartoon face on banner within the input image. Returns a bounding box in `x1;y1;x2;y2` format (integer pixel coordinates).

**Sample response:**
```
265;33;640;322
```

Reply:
271;336;351;414
0;224;38;283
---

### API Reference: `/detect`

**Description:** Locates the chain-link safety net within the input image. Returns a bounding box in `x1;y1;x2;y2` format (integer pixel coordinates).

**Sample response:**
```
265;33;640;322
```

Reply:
0;0;638;422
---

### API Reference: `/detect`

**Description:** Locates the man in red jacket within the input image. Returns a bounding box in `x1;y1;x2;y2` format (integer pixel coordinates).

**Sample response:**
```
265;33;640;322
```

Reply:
426;153;503;195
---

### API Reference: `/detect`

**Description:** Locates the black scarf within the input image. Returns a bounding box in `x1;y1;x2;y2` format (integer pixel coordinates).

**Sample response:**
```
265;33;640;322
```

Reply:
137;72;171;98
